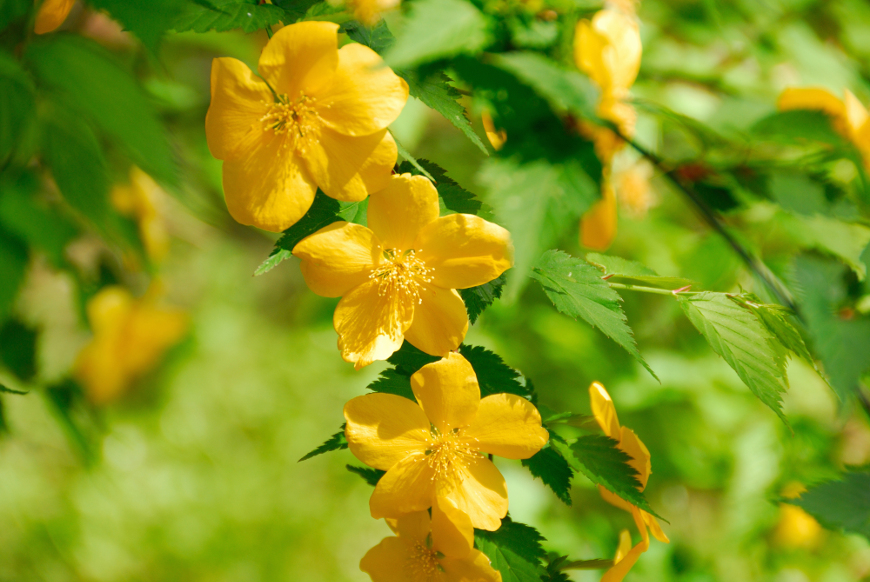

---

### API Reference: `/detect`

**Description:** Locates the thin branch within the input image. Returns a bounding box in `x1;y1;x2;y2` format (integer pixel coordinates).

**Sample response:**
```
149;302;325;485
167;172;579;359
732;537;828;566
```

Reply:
606;281;695;296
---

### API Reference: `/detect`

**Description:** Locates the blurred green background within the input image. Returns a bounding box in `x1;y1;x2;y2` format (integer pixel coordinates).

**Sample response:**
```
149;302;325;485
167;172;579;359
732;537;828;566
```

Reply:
2;0;870;581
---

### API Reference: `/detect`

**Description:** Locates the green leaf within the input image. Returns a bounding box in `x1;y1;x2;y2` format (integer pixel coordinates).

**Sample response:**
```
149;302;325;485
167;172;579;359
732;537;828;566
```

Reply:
521;445;574;505
752;110;850;147
586;253;695;288
0;50;35;164
475;518;547;582
367;368;415;400
387;341;440;375
299;425;347;461
391;131;435;180
89;0;189;53
346;465;385;487
342;18;395;54
0;228;27;324
789;469;870;539
0;384;29;395
397;158;491;218
0;319;37;382
174;1;286;33
531;250;657;380
384;0;491;70
25;35;177;186
0;397;7;435
458;344;531;399
276;0;322;22
0;0;29;31
779;212;870;281
254;249;292;276
459;273;505;324
676;292;789;422
568;434;660;518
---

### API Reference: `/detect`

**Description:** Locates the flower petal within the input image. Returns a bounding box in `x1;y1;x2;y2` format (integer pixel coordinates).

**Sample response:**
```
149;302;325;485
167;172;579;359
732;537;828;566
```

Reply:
644;512;669;543
304;127;396;202
359;536;413;582
462;393;548;460
580;182;617;251
257;21;339;98
370;454;436;519
205;58;272;162
442;458;508;531
293;222;380;298
367;174;440;250
315;42;409;136
344;393;430;471
590;381;621;438
619;425;651;489
777;87;845;118
222;139;317;233
411;352;480;433
602;534;648;582
440;549;502;582
393;510;432;543
334;278;415;369
34;0;74;34
432;497;474;559
403;285;468;358
599;485;635;514
844;89;869;135
416;215;513;290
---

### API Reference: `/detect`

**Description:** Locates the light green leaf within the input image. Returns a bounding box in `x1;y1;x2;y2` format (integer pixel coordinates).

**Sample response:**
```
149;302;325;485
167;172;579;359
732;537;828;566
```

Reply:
586;253;695;288
530;250;657;380
391;130;434;180
789;469;870;540
174;1;285;33
780;212;870;280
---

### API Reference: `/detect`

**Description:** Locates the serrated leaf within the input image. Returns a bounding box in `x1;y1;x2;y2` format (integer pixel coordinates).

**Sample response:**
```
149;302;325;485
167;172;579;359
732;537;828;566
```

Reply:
271;190;341;252
531;250;657;380
475;518;547;582
384;0;491;70
254;249;291;276
386;341;440;375
459;273;505;324
397;159;491;218
586;253;695;289
0;228;27;325
458;344;531;399
299;425;347;461
277;0;323;21
342;19;395;54
789;469;870;539
391;131;435;180
174;1;285;33
346;464;385;487
367;368;415;400
677;292;789;422
568;434;660;518
521;445;573;505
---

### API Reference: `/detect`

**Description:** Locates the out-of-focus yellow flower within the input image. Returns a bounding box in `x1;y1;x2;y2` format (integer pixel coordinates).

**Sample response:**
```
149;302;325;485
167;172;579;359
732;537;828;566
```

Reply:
293;173;512;368
615;160;653;217
111;167;170;262
602;529;645;582
205;21;408;233
482;110;506;151
347;0;401;27
778;87;870;167
344;352;548;530
581;181;617;251
74;285;188;404
772;482;824;550
590;382;668;581
360;497;501;582
34;0;75;34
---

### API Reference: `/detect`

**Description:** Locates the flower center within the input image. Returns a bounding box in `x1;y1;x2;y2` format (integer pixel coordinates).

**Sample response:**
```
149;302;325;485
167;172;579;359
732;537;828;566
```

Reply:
424;427;480;481
406;538;445;581
260;93;322;153
368;249;434;304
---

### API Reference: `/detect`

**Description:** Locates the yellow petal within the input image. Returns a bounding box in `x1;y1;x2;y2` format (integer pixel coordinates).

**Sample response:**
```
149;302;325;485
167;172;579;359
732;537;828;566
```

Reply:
86;286;133;333
304;127;396;202
370;454;436;519
581;183;618;251
222;139;317;233
601;534;648;582
293;222;380;298
34;0;74;34
416;215;513;290
258;21;339;98
481;110;506;151
367;174;440;250
644;512;669;543
777;87;845;119
334;278;415;369
344;393;430;470
314;42;409;137
574;19;605;86
599;485;635;514
843;89;869;136
393;510;432;543
619;426;651;489
462;393;549;460
432;497;475;559
359;536;412;582
205;58;272;162
440;549;502;582
590;382;621;438
442;458;508;531
411;352;480;434
576;9;641;93
403;285;468;358
614;529;632;562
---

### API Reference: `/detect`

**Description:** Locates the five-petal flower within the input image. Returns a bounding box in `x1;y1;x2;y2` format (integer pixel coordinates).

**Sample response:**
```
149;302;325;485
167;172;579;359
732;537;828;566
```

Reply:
344;352;548;530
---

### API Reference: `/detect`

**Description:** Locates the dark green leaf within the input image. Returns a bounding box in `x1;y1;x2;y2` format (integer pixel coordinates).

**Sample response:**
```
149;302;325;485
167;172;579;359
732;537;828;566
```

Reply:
346;464;385;487
0;319;37;382
458;344;531;399
0;384;29;395
89;0;188;53
0;396;7;435
586;253;694;288
299;425;347;461
342;19;395;54
0;0;29;31
789;469;870;539
276;0;322;21
386;341;439;376
273;190;340;252
0;228;27;324
44;379;95;465
475;517;547;582
459;273;505;324
397;158;490;218
531;250;657;380
521;445;573;505
677;292;789;422
0;50;35;163
25;36;177;186
174;1;285;33
367;368;415;400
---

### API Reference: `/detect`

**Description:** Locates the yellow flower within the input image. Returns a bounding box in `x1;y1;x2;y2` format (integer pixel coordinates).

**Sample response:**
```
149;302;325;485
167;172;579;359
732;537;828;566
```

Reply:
360;497;501;582
34;0;75;34
772;482;823;550
74;285;188;404
778;87;870;167
205;21;408;233
293;173;513;368
580;180;617;251
589;382;668;581
344;352;548;530
111;167;170;262
347;0;401;27
481;110;506;151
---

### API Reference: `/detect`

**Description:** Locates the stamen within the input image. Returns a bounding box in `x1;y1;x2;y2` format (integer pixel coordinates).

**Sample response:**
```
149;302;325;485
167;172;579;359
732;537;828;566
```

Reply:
406;541;444;579
260;93;322;154
367;249;434;304
424;426;482;483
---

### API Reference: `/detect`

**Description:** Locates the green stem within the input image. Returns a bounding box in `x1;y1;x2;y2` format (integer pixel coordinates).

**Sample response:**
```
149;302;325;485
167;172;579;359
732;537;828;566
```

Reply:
265;25;274;38
606;281;691;296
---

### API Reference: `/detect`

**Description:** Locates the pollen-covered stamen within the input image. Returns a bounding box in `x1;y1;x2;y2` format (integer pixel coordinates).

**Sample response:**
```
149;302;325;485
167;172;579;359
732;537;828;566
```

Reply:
368;248;434;304
260;93;323;153
424;426;481;482
406;539;444;580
